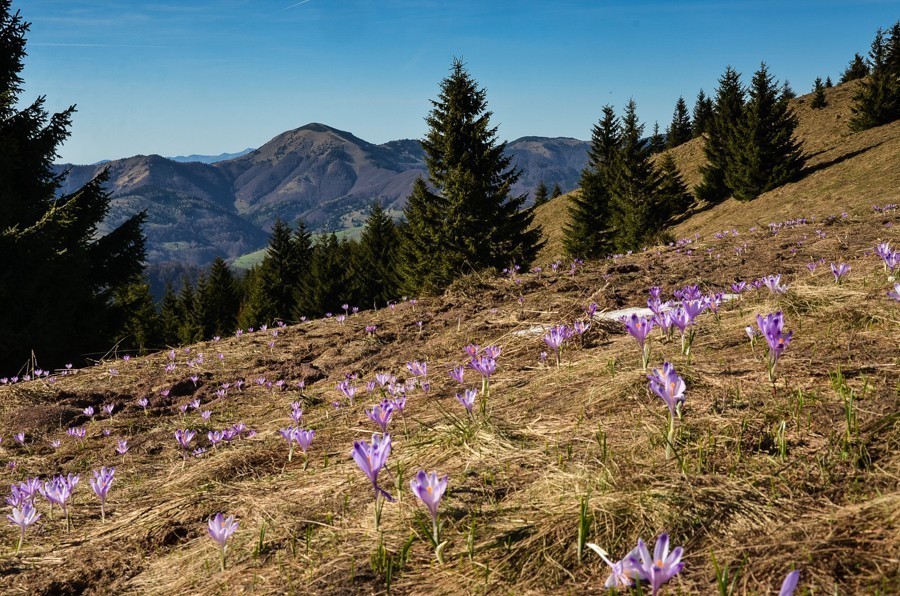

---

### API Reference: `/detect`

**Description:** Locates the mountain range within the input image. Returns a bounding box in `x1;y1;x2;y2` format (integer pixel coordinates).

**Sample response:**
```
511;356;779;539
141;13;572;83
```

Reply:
54;124;589;274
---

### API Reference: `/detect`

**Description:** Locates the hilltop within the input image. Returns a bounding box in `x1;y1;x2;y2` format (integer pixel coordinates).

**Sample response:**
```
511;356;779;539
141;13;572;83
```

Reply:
533;79;900;263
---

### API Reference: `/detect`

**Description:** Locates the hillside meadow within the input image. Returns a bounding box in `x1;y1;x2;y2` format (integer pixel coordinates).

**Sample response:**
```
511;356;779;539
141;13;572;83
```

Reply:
0;196;898;593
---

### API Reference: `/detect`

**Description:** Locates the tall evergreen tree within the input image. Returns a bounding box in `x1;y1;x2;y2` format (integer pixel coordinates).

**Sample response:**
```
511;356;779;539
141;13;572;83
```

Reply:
563;105;620;258
533;181;549;207
202;257;240;338
841;53;870;83
666;96;693;148
850;24;900;131
352;202;399;308
398;59;543;293
811;77;827;109
298;233;352;316
176;276;202;345
159;283;181;346
608;99;662;251
550;183;563;199
113;280;161;355
240;219;308;326
0;3;147;370
824;76;833;89
726;63;805;201
695;66;745;203
656;153;693;223
692;89;714;138
649;121;666;154
780;80;797;100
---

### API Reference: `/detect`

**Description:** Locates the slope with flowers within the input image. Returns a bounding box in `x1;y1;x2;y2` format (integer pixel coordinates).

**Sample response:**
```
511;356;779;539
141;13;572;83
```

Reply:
0;214;898;591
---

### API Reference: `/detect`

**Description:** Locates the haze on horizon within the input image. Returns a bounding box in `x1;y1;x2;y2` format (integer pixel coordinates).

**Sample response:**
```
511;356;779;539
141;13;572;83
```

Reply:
17;0;898;165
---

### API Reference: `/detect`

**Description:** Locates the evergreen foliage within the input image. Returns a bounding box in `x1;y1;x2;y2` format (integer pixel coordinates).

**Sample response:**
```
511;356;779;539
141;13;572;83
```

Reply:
608;99;663;251
696;66;745;203
202;258;241;338
352;202;399;309
656;153;693;222
176;276;202;345
850;22;900;131
725;63;805;201
666;96;693;148
780;80;797;100
399;59;543;294
113;280;161;355
533;181;549;207
0;3;147;371
692;89;714;138
811;77;827;109
550;183;563;199
159;283;181;346
563;105;620;258
297;233;353;317
840;53;869;83
824;76;833;88
649;121;666;154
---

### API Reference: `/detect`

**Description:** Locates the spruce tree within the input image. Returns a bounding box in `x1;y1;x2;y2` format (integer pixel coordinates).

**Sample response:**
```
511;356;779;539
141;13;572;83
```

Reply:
692;89;714;138
159;283;181;346
811;77;827;109
176;277;202;344
399;59;543;294
726;63;805;201
824;76;833;89
533;181;549;207
780;80;797;100
608;99;662;251
666;96;693;148
841;53;870;83
203;257;240;337
0;3;146;370
353;202;399;308
551;183;563;199
299;233;352;316
696;66;745;203
649;121;666;154
656;153;693;223
850;25;900;131
563;105;620;259
241;219;308;325
113;280;161;354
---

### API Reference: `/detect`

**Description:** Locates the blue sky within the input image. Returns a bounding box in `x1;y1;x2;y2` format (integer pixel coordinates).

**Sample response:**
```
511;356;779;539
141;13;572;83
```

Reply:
16;0;899;164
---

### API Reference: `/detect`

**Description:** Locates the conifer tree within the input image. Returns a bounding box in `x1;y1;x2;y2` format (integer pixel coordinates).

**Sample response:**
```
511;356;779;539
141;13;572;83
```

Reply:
649;121;666;154
666;96;693;148
241;219;308;325
850;25;900;131
563;105;620;258
113;280;161;354
159;283;181;346
202;257;240;337
352;202;399;308
780;80;797;100
608;99;662;251
696;66;745;203
551;183;563;199
726;63;805;201
811;77;827;109
298;233;352;316
656;153;693;222
533;181;549;207
841;53;870;83
824;76;833;88
692;89;714;138
176;277;202;344
399;59;543;293
0;3;146;370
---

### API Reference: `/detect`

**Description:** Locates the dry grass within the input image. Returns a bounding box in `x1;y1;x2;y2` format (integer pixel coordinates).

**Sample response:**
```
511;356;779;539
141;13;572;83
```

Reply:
1;199;898;594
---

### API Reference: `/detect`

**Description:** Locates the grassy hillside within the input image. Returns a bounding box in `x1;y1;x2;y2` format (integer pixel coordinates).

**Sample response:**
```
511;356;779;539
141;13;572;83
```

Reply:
533;80;900;262
1;191;898;592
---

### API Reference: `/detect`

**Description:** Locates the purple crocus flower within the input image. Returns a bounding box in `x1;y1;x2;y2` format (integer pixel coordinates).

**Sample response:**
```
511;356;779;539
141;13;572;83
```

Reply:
888;283;900;301
89;467;115;521
351;433;393;501
483;345;502;359
778;570;800;596
464;343;480;358
13;432;25;445
449;365;465;384
730;281;747;294
83;406;95;418
410;470;448;546
8;502;40;555
137;397;149;412
830;262;850;283
293;428;315;454
648;363;686;460
468;354;497;398
761;274;789;294
406;360;427;378
375;372;393;387
337;380;358;404
587;543;642;589
366;402;395;433
628;533;684;596
456;388;478;415
280;426;298;461
756;312;793;382
573;320;590;336
208;513;238;571
624;314;654;369
175;429;196;450
116;439;129;456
